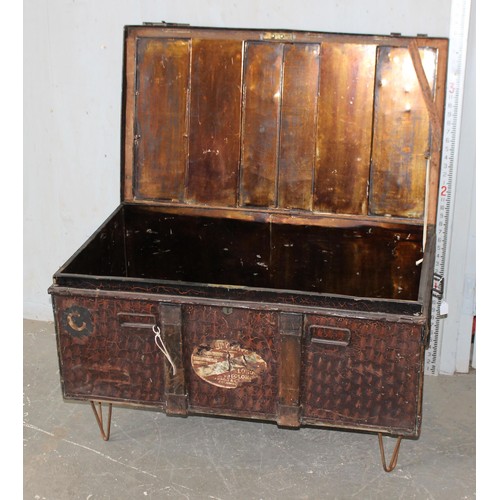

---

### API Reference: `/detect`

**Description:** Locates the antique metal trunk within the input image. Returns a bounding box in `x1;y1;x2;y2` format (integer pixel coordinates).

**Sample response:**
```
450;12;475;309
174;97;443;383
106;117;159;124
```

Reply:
49;25;448;470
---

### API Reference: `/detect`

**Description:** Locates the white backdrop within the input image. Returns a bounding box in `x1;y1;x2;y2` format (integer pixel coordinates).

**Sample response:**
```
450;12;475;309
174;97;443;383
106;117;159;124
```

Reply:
24;0;475;373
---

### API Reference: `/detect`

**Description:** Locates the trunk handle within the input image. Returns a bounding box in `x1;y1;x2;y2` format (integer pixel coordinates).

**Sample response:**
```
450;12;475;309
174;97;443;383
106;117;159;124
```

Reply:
308;325;351;347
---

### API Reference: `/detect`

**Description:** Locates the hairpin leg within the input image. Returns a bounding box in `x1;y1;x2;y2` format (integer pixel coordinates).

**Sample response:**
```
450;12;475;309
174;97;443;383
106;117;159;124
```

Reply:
378;433;403;472
90;401;112;441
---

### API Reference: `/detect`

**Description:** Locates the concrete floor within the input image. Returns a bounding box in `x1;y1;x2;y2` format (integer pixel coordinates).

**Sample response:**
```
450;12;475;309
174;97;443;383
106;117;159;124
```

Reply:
24;319;475;499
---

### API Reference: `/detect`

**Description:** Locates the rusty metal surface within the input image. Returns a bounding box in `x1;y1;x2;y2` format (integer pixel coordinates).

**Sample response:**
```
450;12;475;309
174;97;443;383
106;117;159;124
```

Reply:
90;401;112;441
378;434;403;472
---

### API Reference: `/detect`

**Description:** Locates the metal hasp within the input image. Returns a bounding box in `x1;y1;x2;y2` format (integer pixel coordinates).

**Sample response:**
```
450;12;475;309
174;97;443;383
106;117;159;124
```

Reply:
90;401;113;441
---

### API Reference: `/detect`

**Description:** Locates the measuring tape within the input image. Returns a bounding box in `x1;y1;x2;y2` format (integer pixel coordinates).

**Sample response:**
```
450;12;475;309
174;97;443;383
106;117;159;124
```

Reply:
425;0;472;374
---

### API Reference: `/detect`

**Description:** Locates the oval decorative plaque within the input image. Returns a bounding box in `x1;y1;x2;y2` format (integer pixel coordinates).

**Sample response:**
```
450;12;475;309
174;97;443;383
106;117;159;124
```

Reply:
191;340;267;389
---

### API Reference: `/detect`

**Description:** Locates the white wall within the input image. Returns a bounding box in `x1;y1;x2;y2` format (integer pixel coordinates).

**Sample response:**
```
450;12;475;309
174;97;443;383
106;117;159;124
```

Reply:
25;0;474;373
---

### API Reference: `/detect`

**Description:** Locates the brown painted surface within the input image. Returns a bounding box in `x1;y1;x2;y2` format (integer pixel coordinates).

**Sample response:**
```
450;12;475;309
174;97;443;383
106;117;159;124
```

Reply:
314;43;376;215
239;42;283;207
370;46;437;218
270;222;423;300
122;33;138;201
61;208;126;277
159;303;187;414
277;313;302;426
183;305;280;417
302;314;423;436
239;41;321;210
122;28;446;225
54;295;165;404
277;43;320;210
123;28;446;227
60;206;424;301
119;207;423;300
186;39;243;206
134;38;190;201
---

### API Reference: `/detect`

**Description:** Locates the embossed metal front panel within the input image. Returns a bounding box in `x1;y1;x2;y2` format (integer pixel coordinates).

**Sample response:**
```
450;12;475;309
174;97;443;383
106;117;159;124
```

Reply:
182;305;280;418
301;315;424;436
54;295;166;404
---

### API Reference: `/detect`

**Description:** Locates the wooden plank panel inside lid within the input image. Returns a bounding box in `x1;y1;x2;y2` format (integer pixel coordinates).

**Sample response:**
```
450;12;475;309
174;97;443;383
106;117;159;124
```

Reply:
239;42;283;208
122;26;447;228
185;39;243;206
314;43;376;215
277;43;320;210
134;38;190;201
369;46;437;219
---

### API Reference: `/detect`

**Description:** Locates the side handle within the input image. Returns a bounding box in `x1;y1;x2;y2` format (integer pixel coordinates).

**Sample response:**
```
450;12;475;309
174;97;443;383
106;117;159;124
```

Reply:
308;325;351;347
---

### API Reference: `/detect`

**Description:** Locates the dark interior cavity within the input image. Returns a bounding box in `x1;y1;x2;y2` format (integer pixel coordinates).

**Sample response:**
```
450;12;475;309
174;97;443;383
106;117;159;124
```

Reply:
61;206;424;300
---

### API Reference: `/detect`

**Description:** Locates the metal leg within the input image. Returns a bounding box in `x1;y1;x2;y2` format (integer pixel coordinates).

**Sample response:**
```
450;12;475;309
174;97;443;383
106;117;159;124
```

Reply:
90;401;112;441
378;433;403;472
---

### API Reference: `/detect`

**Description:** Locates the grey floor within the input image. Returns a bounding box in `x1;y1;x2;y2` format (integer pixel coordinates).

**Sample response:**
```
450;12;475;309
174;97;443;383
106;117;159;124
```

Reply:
24;319;475;499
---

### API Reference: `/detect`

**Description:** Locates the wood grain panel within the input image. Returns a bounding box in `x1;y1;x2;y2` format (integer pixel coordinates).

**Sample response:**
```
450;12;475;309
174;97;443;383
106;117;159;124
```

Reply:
278;43;320;210
239;42;283;207
134;38;190;201
315;43;377;215
186;39;243;206
370;46;437;218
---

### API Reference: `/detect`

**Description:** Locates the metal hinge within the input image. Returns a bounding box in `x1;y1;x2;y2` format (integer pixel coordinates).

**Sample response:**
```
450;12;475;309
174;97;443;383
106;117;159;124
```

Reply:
143;21;190;27
261;31;296;41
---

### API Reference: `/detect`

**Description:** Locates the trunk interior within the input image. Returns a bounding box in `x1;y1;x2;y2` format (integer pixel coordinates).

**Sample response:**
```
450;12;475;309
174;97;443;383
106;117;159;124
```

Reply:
60;205;424;301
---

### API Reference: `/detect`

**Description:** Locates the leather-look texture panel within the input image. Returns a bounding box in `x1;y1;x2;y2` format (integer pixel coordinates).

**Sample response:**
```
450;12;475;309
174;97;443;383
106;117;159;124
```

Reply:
182;304;280;417
54;295;165;404
302;314;423;435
